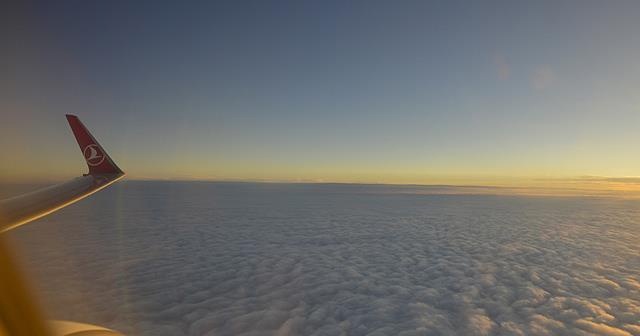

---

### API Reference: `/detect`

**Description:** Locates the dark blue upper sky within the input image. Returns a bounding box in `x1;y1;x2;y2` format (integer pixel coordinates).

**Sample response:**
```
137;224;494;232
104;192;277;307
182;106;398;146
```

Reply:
4;1;640;183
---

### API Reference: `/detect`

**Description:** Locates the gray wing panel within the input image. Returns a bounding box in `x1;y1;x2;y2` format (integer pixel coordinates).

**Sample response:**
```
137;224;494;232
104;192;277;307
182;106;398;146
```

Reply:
0;174;123;233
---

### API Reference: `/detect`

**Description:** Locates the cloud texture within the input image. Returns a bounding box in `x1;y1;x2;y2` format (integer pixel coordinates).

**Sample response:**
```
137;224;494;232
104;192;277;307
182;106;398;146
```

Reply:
7;182;640;335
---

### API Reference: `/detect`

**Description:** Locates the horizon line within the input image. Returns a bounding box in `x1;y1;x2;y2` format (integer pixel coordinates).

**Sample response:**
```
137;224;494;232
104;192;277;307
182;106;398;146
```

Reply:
5;177;640;199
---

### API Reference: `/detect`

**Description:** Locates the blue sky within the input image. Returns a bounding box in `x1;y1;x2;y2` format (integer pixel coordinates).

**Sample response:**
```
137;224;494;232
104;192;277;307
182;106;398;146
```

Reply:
3;1;640;184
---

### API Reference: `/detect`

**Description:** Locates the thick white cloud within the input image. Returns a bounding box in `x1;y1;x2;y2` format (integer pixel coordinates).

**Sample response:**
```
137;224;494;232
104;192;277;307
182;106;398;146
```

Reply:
7;182;640;335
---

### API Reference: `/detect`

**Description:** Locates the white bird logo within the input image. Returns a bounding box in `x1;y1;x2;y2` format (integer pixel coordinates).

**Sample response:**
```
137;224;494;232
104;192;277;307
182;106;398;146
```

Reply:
83;144;105;166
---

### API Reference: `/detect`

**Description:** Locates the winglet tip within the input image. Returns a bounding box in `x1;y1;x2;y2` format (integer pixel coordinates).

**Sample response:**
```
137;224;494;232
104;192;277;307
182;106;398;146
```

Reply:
66;115;123;175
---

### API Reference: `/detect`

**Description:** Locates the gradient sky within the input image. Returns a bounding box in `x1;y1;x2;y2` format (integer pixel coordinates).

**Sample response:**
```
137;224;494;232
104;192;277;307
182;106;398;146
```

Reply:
3;1;640;185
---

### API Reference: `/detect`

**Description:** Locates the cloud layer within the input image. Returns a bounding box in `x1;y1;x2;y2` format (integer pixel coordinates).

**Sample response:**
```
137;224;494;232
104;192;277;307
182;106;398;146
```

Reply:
8;182;640;335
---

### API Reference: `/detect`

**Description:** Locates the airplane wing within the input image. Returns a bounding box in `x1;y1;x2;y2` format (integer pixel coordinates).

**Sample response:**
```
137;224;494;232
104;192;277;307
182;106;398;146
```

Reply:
0;115;126;336
0;114;125;233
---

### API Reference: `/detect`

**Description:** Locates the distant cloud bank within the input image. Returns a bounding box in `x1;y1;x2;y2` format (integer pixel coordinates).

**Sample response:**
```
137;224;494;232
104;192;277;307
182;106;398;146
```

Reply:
8;181;640;335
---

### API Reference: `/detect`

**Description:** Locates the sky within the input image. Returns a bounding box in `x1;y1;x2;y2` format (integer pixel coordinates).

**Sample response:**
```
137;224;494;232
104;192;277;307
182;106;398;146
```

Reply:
3;1;640;186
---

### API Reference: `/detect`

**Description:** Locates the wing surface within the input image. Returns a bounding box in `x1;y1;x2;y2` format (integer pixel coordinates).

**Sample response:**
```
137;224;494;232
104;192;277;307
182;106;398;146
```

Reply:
0;115;125;232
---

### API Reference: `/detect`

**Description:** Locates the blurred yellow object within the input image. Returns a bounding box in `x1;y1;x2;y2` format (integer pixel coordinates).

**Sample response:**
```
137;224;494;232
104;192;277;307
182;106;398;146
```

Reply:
0;237;125;336
48;321;123;336
0;237;52;336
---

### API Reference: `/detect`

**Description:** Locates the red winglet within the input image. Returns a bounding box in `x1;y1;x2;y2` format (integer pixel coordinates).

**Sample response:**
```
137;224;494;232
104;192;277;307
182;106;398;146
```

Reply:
66;114;123;175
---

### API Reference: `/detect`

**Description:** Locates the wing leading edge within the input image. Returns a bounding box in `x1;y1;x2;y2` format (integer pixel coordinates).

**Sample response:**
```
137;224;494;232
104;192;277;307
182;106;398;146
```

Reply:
0;115;125;233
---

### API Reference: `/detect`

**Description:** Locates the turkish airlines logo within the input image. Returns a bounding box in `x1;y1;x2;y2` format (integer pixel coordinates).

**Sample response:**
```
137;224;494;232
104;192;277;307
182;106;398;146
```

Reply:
83;144;105;166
